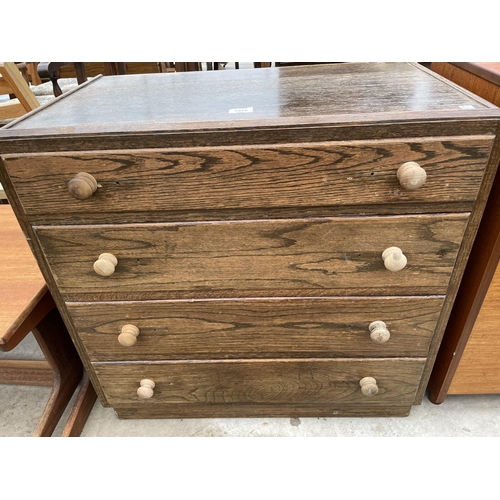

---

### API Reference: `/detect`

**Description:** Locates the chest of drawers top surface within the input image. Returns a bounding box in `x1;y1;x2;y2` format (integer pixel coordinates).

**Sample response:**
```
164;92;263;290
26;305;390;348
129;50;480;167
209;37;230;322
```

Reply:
1;62;499;143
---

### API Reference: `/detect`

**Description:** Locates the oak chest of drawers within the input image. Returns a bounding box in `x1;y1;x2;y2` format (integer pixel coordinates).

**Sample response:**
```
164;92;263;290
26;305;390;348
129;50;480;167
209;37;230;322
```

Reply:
1;62;500;419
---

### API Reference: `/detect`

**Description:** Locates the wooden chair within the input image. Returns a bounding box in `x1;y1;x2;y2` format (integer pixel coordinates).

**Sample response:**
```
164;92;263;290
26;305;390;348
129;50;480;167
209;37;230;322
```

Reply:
0;62;40;122
0;183;7;204
37;62;88;97
207;63;272;70
38;62;167;95
0;204;96;436
0;62;41;199
161;62;201;72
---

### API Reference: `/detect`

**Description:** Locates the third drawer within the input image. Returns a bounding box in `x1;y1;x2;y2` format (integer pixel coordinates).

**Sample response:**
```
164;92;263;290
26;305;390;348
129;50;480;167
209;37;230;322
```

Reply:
67;296;444;361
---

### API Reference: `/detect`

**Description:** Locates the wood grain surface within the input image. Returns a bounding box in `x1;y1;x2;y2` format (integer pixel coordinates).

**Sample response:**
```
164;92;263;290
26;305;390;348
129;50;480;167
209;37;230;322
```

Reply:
67;296;444;361
423;63;500;402
94;357;426;406
2;137;492;223
0;205;46;344
34;214;469;300
448;264;500;394
0;359;53;385
113;403;412;419
2;62;500;419
431;63;500;107
3;63;494;136
0;121;498;158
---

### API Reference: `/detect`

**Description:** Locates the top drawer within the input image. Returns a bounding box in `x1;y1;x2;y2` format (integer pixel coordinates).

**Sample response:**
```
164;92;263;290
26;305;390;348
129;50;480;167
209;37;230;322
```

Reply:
2;137;493;224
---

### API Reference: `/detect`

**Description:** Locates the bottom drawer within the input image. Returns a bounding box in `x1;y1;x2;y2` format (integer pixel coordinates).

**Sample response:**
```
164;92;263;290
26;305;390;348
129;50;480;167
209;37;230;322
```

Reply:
94;358;426;407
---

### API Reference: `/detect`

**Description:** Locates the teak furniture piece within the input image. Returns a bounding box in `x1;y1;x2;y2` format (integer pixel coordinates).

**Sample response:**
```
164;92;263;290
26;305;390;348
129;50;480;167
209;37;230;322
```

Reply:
0;204;96;436
1;63;500;419
0;62;40;121
427;62;500;402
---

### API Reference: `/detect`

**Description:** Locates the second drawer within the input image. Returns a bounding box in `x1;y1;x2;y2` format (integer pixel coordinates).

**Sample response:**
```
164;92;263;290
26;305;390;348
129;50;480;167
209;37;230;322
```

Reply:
35;214;469;300
67;296;444;361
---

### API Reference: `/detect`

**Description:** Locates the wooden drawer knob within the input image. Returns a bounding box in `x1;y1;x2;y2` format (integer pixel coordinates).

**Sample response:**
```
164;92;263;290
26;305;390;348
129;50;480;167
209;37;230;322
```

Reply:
118;324;140;347
397;162;427;191
360;377;379;396
137;379;155;399
93;253;118;276
382;246;407;272
369;321;390;343
68;172;98;200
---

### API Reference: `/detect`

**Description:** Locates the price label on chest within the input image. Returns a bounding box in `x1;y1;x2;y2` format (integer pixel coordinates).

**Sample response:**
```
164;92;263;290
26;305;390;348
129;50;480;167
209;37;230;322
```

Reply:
229;107;254;113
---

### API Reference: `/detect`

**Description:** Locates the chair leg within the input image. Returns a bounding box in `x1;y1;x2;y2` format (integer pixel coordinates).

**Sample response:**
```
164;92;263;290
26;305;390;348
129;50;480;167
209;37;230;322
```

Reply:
50;73;63;97
31;307;83;437
117;62;127;75
61;371;97;437
73;63;88;84
37;63;77;97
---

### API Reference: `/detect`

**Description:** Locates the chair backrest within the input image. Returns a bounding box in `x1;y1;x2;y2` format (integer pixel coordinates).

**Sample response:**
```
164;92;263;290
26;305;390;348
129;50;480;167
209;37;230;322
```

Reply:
0;62;40;121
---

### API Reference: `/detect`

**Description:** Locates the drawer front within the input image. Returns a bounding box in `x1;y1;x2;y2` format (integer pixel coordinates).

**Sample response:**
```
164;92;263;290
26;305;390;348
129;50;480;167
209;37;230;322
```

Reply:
68;297;444;361
35;214;469;300
93;358;426;406
3;137;493;223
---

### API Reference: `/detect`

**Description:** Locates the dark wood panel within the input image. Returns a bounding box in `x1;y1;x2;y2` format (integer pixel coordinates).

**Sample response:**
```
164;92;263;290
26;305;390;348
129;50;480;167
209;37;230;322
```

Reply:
34;214;469;300
4;63;493;135
58;62;161;78
0;121;498;156
94;358;426;406
5;203;479;226
3;137;492;222
67;296;444;361
113;403;412;419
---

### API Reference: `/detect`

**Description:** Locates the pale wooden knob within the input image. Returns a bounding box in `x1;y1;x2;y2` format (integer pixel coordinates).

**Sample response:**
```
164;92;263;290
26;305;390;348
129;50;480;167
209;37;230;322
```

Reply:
93;253;118;276
369;321;390;343
382;246;407;272
360;377;379;396
397;162;427;191
68;172;98;200
137;379;155;399
118;324;140;347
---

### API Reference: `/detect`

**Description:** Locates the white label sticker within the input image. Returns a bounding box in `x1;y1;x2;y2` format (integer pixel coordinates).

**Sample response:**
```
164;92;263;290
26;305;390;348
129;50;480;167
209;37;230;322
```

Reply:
229;107;253;113
459;105;476;109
